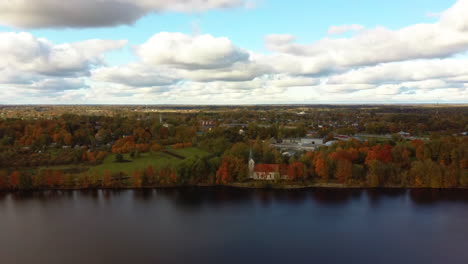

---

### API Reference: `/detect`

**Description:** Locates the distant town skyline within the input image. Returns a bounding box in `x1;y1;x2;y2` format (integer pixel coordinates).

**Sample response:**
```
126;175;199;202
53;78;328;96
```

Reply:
0;0;467;104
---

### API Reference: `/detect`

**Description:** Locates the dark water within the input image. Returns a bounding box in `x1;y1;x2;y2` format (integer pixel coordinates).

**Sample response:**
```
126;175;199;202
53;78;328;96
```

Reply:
1;188;468;264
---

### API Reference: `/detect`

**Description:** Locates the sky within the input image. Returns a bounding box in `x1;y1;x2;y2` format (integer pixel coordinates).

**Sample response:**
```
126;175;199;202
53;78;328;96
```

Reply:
0;0;467;104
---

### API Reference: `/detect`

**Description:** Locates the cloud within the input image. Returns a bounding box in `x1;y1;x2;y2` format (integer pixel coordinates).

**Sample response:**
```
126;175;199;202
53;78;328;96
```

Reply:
0;0;246;28
264;0;468;75
3;1;468;104
440;0;468;31
92;32;266;88
426;12;441;18
326;59;468;85
0;32;127;77
26;78;88;91
136;32;249;69
0;32;125;98
93;63;179;87
327;24;364;35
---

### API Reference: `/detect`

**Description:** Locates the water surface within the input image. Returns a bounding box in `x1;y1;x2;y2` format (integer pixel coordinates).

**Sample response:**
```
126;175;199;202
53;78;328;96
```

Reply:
1;188;468;264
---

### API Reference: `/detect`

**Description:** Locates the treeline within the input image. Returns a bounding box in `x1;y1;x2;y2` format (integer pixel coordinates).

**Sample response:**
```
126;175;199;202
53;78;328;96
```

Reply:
0;154;222;190
213;136;468;188
305;137;468;188
0;136;467;190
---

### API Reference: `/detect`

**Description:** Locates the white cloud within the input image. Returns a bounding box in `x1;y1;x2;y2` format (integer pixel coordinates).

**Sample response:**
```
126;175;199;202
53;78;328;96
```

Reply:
0;32;127;77
264;0;468;75
137;33;249;69
93;63;179;87
327;24;364;35
0;32;125;98
3;1;468;104
0;0;247;28
326;59;468;85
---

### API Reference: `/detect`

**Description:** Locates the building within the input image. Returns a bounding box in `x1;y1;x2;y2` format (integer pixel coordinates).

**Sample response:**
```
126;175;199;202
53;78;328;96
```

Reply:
248;147;289;180
398;131;411;137
200;120;216;131
300;138;323;145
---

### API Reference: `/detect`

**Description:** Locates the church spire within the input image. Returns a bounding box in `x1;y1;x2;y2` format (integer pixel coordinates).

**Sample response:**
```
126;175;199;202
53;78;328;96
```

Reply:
249;145;253;161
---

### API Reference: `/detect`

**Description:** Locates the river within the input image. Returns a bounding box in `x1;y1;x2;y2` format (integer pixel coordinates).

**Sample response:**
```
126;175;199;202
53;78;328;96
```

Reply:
1;188;468;264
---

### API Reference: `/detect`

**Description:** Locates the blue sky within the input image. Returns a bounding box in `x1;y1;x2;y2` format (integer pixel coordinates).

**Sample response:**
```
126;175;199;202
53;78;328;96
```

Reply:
0;0;466;104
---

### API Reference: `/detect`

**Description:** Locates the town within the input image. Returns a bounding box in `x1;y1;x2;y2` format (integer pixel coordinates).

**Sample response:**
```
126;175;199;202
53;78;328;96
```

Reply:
0;104;466;190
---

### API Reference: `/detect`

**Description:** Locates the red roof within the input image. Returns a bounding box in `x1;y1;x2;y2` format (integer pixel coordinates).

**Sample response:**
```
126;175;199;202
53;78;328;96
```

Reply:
254;164;289;175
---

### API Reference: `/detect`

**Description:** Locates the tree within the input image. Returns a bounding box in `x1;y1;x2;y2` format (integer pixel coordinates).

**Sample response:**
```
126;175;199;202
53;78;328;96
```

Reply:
131;171;142;188
409;161;426;187
115;153;124;163
335;159;353;183
151;143;163;152
288;162;305;181
215;156;245;184
102;170;112;188
0;170;9;190
427;161;443;188
96;151;107;162
9;171;20;189
145;165;155;185
19;173;33;190
367;160;383;187
315;157;328;181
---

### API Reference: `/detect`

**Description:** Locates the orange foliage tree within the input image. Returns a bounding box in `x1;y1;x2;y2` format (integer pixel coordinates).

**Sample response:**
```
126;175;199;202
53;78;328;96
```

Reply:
9;171;20;189
314;157;328;181
288;162;305;181
102;170;112;188
112;136;136;154
335;159;353;183
0;171;9;190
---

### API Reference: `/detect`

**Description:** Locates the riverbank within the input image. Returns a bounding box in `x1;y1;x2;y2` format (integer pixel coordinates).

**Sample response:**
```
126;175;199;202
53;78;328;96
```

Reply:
2;180;468;192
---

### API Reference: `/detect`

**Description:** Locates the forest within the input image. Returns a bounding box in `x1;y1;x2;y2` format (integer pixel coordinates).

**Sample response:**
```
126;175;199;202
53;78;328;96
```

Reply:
0;105;466;190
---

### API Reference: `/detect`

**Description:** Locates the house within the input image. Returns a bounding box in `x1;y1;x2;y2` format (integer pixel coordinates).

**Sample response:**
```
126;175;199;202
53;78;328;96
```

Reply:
200;120;216;131
248;148;289;180
251;164;290;180
398;131;411;137
201;120;216;127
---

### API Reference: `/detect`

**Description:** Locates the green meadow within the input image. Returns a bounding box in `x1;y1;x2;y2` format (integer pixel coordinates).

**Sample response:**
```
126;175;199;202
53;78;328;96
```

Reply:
88;147;210;176
32;147;210;176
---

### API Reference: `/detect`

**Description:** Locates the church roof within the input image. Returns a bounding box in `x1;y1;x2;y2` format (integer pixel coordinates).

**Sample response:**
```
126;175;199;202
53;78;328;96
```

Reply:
254;164;289;175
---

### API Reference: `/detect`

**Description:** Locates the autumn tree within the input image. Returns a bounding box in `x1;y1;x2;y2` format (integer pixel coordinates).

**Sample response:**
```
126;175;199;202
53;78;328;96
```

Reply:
0;170;9;190
288;162;305;181
335;159;353;183
132;171;142;188
315;157;328;181
102;170;112;188
9;171;20;189
216;156;245;184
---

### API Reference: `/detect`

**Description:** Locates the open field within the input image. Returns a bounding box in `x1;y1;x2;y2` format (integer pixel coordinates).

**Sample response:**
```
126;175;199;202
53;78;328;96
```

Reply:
89;147;210;176
32;147;210;176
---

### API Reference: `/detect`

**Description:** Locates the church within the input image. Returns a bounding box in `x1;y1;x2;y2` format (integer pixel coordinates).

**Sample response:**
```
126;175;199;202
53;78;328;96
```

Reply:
248;148;290;180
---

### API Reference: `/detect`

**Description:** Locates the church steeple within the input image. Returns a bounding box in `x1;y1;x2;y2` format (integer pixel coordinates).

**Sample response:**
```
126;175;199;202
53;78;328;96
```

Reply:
248;146;255;178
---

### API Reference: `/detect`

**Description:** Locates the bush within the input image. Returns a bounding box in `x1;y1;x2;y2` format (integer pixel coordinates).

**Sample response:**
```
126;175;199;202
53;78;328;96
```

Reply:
115;153;124;163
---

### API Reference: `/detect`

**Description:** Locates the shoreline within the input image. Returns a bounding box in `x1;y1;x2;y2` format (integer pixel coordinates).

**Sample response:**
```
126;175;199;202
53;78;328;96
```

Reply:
1;181;467;192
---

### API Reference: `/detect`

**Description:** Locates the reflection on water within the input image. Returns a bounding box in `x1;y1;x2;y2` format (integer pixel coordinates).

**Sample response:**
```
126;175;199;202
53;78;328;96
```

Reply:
1;188;468;264
3;187;468;205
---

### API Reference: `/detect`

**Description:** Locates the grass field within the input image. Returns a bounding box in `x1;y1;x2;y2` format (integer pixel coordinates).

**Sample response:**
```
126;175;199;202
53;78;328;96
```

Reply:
88;147;210;176
29;147;210;177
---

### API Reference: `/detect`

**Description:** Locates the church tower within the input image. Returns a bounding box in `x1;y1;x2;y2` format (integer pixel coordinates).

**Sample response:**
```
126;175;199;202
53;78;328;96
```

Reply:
248;146;255;178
